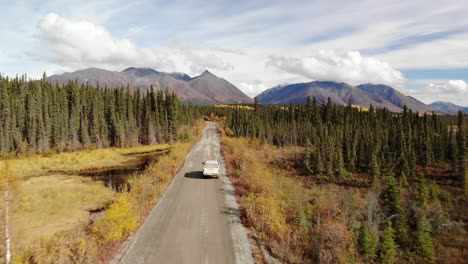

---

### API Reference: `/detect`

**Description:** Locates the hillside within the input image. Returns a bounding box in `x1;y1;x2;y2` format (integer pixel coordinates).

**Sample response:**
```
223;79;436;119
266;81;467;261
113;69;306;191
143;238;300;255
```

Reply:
356;84;436;113
188;70;253;103
48;67;252;104
429;101;468;113
257;81;438;113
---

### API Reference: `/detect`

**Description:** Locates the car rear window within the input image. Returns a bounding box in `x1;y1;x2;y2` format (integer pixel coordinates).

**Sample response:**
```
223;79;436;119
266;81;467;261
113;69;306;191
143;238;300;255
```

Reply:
204;163;218;168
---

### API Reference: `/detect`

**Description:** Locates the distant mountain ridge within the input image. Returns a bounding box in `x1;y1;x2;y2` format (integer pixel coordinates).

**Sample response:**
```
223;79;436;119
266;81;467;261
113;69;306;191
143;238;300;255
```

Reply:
429;101;468;113
356;84;436;113
188;70;253;104
256;81;439;113
49;68;463;112
48;67;253;104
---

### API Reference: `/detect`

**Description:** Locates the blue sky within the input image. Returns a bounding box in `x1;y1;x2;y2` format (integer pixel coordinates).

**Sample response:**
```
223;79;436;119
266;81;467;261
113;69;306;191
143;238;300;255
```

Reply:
0;0;467;105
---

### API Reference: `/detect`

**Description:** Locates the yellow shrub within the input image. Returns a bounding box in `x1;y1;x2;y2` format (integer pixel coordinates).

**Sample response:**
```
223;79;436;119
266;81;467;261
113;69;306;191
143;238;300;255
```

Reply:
92;194;139;243
244;192;287;240
222;137;289;241
214;104;254;111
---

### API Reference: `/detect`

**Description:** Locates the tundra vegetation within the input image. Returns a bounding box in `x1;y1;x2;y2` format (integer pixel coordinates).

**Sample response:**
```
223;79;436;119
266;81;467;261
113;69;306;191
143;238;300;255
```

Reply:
215;99;467;264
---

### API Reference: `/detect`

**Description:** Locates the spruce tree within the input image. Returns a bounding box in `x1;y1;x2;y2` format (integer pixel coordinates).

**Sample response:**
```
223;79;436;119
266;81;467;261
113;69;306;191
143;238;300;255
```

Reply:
380;221;398;264
380;174;402;217
380;173;409;246
448;123;457;175
313;150;324;176
358;223;377;259
416;217;435;263
456;111;466;187
370;152;381;180
305;95;312;110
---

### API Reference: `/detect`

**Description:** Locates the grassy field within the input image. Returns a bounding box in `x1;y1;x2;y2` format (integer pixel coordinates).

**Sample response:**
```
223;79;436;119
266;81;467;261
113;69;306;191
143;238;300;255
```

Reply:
12;175;114;250
5;144;171;178
114;144;171;155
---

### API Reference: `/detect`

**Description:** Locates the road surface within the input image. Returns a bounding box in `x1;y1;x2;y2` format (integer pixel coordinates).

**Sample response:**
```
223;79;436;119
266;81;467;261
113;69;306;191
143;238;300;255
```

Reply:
117;122;253;264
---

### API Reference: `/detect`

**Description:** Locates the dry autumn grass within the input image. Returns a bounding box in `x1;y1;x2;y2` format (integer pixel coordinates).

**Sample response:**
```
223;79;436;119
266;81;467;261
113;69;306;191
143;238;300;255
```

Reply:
214;104;254;111
115;144;171;156
6;144;171;179
12;175;114;250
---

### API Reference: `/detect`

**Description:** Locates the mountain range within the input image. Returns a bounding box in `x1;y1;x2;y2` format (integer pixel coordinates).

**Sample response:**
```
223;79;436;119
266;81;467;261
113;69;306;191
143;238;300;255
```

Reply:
48;67;253;104
48;67;465;113
256;81;439;113
429;101;468;113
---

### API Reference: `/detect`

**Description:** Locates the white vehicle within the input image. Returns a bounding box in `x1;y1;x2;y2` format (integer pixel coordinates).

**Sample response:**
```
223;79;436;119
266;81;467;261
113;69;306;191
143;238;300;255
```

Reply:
202;160;220;178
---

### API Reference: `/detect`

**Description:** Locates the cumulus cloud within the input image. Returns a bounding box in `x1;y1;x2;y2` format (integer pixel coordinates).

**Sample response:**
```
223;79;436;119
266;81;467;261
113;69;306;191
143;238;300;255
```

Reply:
34;13;173;70
33;13;236;75
238;80;269;97
405;80;468;105
266;50;406;88
378;33;468;69
169;41;234;73
425;80;468;94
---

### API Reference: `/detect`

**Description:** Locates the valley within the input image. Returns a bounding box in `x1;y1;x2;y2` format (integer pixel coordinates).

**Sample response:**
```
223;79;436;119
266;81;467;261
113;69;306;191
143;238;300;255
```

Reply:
0;72;467;263
2;1;468;263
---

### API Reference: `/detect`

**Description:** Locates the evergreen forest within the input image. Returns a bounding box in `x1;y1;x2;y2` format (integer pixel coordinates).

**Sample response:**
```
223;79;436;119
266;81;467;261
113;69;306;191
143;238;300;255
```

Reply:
0;74;203;156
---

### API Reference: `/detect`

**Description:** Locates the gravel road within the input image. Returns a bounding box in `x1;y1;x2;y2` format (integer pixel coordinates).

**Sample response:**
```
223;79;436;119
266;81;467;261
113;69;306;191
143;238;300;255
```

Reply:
117;122;253;264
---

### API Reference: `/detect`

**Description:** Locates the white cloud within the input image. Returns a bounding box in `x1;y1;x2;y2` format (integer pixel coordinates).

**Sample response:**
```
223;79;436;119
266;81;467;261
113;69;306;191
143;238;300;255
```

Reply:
426;80;468;94
266;50;406;88
32;13;239;76
34;13;173;71
405;80;468;105
238;81;269;98
377;33;468;69
168;42;234;73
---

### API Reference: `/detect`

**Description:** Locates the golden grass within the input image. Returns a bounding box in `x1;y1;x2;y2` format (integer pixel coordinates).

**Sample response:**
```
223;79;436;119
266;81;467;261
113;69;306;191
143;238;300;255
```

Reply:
349;104;369;111
5;144;171;179
11;175;114;250
115;144;171;155
214;104;254;110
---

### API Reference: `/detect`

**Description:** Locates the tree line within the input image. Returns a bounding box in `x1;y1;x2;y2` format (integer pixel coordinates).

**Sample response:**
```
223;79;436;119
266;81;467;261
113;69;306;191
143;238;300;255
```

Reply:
0;74;203;155
215;97;466;184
